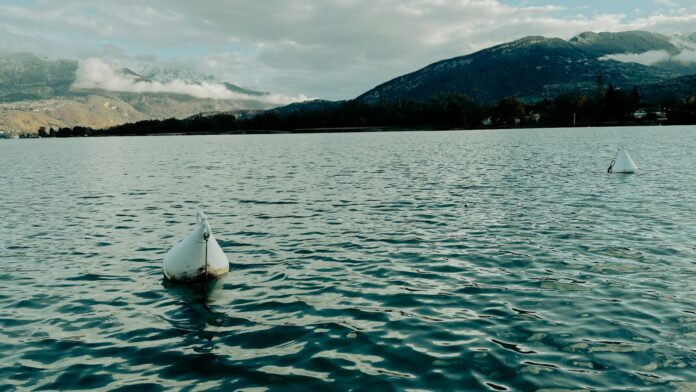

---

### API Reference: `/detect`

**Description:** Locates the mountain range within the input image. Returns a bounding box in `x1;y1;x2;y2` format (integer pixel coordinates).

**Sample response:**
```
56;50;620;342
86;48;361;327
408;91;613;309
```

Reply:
357;31;696;105
4;30;696;136
0;53;274;136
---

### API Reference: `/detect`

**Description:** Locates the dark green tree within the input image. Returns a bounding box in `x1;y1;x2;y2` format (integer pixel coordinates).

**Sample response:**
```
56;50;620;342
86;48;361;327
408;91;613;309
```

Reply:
494;97;525;126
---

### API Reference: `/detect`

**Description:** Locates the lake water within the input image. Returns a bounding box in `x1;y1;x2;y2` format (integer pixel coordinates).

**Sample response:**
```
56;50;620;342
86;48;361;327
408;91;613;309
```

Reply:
1;127;695;391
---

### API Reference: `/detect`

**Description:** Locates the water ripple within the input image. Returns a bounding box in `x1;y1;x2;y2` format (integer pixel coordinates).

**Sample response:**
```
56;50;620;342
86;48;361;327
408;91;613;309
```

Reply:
1;128;696;390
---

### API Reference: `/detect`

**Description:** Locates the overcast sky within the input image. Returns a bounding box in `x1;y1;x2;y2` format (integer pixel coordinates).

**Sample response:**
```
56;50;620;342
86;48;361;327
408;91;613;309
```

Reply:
1;0;696;100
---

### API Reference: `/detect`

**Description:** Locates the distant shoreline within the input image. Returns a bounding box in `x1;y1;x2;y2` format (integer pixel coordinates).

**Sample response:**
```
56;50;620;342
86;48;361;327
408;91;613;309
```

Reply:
3;122;683;140
120;123;672;136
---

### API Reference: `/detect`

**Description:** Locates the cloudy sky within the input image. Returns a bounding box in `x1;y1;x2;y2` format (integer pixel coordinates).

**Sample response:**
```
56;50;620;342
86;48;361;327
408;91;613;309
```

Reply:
1;0;696;100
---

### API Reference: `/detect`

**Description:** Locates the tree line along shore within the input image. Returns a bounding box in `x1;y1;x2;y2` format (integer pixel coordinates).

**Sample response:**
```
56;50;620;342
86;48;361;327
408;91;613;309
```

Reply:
8;84;696;138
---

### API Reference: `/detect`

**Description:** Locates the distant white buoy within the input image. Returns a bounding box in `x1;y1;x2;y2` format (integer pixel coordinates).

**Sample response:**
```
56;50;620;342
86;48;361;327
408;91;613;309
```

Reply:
163;211;229;282
608;148;638;174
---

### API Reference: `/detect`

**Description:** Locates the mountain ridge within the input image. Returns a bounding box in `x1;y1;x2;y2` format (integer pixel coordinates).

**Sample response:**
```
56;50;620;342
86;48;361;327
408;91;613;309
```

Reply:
0;53;277;135
357;30;696;105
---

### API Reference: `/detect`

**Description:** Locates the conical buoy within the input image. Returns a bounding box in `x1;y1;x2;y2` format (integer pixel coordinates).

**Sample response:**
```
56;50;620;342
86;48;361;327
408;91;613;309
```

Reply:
163;211;229;282
608;148;638;174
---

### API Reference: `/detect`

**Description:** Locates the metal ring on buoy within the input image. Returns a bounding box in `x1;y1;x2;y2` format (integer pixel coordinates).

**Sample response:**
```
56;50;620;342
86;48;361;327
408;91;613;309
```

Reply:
204;236;209;278
608;159;615;173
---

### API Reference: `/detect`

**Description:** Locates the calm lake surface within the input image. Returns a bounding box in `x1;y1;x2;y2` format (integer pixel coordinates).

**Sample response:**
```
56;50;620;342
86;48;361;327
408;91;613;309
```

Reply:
1;127;695;391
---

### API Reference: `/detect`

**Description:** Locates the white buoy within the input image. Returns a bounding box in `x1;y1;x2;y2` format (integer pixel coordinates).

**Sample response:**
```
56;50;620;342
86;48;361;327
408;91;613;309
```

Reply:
163;211;229;282
608;148;638;174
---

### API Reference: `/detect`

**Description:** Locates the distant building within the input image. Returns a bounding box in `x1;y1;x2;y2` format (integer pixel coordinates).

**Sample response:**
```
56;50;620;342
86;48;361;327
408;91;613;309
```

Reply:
634;109;647;120
524;112;541;123
634;108;667;122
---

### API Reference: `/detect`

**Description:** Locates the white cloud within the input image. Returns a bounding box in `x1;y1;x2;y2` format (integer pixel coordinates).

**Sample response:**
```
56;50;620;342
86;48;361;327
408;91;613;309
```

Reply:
600;50;672;65
669;34;696;63
673;49;696;63
73;58;309;105
599;34;696;65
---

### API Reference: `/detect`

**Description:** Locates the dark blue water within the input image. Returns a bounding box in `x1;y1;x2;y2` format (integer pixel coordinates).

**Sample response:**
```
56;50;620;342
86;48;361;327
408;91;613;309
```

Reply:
1;127;695;391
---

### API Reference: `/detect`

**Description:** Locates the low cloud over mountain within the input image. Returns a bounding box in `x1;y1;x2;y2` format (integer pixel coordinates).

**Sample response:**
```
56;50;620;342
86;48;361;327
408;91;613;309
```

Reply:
600;34;696;65
0;52;307;135
74;58;309;105
357;31;696;105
